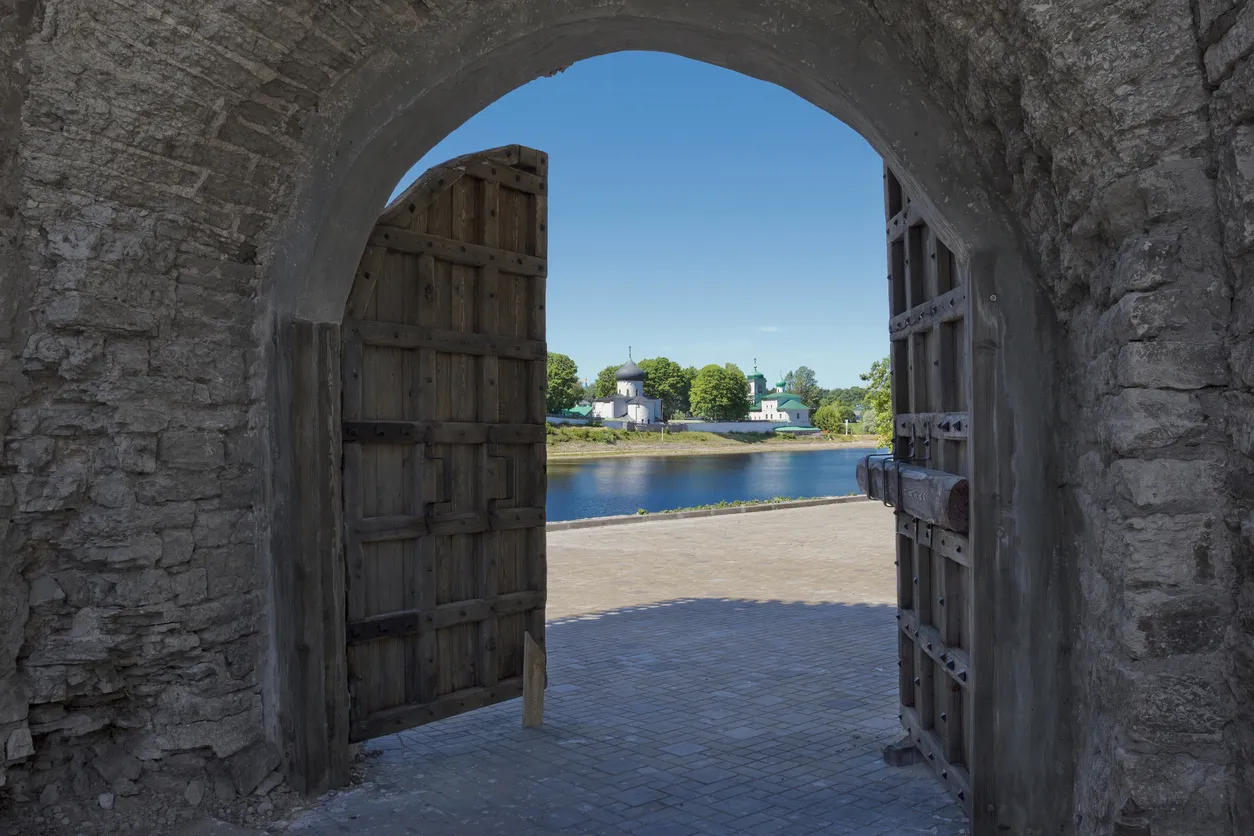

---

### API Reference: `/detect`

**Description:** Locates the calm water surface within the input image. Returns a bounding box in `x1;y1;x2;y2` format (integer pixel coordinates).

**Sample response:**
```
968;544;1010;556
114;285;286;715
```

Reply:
547;447;887;522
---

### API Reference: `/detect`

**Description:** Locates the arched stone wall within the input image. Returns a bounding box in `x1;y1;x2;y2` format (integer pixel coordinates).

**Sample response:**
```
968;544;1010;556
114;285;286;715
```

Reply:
0;1;1247;834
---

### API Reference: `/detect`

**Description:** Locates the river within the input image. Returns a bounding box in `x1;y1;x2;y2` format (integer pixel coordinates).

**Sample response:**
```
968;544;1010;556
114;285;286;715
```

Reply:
546;447;887;522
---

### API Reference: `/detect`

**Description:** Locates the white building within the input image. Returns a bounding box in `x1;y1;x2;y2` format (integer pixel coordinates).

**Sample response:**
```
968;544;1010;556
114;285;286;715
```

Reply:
591;359;664;424
746;364;813;426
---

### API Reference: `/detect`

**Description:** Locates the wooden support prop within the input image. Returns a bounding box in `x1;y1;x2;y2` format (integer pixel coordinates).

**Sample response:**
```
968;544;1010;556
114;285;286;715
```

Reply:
857;459;969;534
522;632;545;728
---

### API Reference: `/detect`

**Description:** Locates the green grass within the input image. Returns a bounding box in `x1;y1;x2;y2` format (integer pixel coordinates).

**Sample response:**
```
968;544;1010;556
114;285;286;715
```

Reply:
544;424;869;448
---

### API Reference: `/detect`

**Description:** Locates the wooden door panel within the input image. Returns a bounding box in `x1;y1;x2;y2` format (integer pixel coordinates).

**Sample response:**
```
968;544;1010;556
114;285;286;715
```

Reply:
342;146;549;742
859;167;976;817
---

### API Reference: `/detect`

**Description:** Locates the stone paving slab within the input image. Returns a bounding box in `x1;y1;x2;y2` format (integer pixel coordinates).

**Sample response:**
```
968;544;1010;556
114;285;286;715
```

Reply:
290;503;968;835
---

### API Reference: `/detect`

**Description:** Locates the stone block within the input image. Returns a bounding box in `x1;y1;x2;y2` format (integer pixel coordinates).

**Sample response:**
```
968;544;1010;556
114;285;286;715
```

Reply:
1198;0;1240;44
1213;52;1254;128
1205;0;1254;82
1116;340;1228;389
159;431;225;470
1099;388;1202;454
1233;338;1254;387
1105;513;1222;589
1117;748;1230;830
44;293;158;335
28;576;65;608
116;435;158;474
1098;287;1225;347
6;727;33;760
204;545;255;600
227;740;280;795
1218;125;1254;258
882;738;923;766
160;528;195;567
194;510;241;549
1111;458;1221;514
1120;589;1229;658
91;744;142;784
1229;392;1254;456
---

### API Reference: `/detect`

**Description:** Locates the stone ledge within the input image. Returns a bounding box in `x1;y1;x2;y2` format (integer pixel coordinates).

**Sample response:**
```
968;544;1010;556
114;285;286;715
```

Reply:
546;495;870;531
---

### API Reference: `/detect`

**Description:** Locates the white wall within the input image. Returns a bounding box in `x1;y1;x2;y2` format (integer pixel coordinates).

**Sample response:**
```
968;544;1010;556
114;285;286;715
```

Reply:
679;420;797;434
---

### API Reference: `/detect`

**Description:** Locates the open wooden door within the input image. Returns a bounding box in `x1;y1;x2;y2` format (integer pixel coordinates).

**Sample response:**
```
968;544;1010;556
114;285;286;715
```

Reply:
340;145;549;741
858;166;982;821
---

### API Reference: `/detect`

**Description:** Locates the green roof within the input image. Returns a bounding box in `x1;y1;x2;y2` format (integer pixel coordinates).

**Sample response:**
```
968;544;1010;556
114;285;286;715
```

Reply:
775;425;821;433
746;372;767;381
568;404;593;416
755;392;806;409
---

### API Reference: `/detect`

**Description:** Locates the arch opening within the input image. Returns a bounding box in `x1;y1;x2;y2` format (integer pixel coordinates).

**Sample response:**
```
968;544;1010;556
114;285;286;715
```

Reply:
262;7;1067;836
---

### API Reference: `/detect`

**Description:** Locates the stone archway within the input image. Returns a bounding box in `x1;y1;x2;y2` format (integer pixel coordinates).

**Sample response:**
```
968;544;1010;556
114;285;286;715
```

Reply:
0;2;1247;835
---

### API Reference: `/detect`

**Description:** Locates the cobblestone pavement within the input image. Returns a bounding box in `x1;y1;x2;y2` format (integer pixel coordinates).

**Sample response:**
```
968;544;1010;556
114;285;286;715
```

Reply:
290;502;968;835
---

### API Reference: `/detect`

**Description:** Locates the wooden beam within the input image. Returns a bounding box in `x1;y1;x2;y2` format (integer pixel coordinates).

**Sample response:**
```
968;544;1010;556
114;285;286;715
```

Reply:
901;705;973;817
459;159;546;195
896;514;971;568
857;460;969;534
370;227;547;277
347;590;547;644
899;609;972;687
350;506;545;541
522;632;545;728
345;319;547;360
271;318;350;792
351;678;525;741
895;412;969;441
342;421;546;445
890;283;968;339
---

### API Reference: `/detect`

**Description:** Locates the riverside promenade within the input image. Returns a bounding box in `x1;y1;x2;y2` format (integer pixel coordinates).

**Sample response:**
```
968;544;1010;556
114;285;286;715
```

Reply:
289;502;967;835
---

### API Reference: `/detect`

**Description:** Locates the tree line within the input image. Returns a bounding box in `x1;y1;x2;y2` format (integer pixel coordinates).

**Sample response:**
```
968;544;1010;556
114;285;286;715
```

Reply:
547;352;893;435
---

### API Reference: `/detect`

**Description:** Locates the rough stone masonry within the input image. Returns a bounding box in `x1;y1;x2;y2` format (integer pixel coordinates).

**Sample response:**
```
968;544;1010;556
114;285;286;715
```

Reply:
0;1;1251;835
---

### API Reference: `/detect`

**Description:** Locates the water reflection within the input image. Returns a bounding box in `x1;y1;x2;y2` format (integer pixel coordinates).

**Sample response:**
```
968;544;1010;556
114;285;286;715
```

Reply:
547;448;885;522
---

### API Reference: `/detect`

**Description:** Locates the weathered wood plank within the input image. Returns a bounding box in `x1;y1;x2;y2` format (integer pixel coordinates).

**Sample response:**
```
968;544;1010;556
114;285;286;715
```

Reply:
895;514;971;568
342;421;546;445
347;590;547;643
902;705;973;817
890;283;968;340
345;319;547;360
351;678;525;741
522;632;545;728
900;609;972;688
276;318;350;792
858;460;969;534
460;159;546;195
895;412;969;441
370;227;547;277
351;506;544;541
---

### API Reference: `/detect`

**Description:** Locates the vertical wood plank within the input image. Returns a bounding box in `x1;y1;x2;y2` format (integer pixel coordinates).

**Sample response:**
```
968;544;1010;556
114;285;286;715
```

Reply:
278;318;349;791
968;250;1001;829
522;631;545;728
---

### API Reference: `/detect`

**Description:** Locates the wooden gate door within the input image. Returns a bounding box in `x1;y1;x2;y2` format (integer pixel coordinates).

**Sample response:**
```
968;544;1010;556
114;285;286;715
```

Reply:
340;145;549;741
858;166;981;819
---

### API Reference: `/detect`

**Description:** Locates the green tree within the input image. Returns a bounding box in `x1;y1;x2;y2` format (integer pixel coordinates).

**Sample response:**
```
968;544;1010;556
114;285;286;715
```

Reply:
690;364;751;421
823;386;867;412
581;382;597;403
638;356;694;420
546;353;581;414
784;366;823;410
860;357;893;446
594;365;618;399
813;403;858;434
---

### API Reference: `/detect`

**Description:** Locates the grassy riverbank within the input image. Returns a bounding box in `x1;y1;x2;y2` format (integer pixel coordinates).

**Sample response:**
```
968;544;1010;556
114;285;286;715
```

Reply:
546;425;883;460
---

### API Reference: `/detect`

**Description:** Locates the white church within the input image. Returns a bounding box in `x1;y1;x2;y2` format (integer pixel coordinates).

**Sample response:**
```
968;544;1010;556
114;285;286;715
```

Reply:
590;356;664;424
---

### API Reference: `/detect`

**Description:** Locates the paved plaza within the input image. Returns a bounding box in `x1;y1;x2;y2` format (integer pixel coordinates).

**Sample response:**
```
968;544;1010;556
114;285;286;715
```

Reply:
289;502;968;835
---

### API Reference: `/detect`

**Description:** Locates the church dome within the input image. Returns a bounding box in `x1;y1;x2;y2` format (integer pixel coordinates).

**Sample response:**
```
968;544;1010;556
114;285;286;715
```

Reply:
615;360;646;381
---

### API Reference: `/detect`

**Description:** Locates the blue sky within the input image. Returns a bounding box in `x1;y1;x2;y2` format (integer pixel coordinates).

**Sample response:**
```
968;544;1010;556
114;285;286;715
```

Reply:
391;52;888;389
